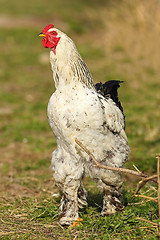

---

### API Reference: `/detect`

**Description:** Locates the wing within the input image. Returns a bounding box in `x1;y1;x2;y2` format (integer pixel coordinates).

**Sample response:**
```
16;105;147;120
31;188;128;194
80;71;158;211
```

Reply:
97;94;128;142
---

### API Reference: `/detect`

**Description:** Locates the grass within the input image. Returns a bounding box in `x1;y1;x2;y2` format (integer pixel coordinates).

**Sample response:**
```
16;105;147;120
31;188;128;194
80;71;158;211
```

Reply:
0;186;159;239
0;0;160;239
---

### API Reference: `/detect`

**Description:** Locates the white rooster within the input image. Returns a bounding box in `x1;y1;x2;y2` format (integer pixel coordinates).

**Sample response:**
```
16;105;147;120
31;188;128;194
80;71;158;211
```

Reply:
39;24;130;226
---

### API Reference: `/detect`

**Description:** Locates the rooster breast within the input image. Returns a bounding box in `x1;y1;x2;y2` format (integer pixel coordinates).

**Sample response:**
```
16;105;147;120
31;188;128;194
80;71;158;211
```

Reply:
47;86;102;142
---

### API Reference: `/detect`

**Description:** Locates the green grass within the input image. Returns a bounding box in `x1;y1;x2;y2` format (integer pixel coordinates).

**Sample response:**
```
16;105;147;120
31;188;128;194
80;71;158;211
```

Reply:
0;0;160;239
0;188;159;239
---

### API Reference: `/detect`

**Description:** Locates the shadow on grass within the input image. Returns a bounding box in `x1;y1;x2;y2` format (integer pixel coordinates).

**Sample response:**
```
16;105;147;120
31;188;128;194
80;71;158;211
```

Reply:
87;188;128;212
52;187;128;216
87;191;103;212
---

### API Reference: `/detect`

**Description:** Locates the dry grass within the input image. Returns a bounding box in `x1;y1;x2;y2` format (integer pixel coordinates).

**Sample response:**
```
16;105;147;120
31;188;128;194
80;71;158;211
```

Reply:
87;0;160;85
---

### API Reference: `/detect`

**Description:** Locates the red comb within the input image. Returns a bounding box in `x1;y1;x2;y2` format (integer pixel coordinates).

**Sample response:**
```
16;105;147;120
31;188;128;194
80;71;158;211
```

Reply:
42;24;54;33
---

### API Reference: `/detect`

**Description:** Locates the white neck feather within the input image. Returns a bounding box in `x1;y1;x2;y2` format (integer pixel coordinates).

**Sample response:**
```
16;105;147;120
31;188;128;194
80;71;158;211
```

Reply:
49;35;95;90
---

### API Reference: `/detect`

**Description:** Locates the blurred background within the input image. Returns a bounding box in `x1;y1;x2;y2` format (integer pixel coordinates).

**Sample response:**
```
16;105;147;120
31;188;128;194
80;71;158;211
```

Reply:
0;0;160;196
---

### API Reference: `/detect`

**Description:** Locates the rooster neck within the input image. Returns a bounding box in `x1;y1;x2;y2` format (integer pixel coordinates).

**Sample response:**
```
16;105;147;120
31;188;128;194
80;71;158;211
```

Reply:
49;37;95;90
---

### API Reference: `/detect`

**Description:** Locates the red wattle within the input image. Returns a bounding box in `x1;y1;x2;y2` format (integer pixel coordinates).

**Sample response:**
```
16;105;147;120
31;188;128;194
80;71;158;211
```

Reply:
42;36;60;54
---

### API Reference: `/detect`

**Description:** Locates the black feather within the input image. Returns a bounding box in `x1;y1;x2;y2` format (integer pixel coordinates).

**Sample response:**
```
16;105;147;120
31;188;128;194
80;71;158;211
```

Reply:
95;80;125;118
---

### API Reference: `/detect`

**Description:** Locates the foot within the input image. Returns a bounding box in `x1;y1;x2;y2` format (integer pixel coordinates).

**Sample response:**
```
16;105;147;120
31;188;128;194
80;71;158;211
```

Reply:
69;217;83;228
58;193;79;226
101;194;124;216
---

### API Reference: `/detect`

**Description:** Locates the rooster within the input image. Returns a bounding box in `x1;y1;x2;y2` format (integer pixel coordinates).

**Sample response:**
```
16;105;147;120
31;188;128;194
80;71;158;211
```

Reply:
39;24;130;226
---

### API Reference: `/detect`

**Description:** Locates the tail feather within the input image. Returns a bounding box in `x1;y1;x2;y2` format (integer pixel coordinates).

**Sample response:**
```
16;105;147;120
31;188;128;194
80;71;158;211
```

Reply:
95;80;124;116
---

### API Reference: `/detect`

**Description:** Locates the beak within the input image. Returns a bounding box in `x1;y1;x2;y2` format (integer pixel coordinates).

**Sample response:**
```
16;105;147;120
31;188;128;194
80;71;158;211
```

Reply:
39;33;46;37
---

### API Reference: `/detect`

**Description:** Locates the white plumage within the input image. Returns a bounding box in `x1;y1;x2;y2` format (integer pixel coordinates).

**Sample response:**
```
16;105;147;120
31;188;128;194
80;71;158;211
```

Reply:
40;25;130;225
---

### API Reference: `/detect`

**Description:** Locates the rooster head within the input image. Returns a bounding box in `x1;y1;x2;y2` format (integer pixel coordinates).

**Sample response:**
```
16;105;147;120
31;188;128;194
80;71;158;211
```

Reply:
39;24;61;54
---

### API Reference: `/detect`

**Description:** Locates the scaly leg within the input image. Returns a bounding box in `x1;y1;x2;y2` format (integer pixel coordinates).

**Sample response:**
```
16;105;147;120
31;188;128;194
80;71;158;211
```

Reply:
101;185;124;216
52;150;86;225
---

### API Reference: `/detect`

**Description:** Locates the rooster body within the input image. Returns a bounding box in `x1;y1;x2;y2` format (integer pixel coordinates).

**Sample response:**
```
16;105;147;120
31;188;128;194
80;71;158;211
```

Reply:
40;25;130;225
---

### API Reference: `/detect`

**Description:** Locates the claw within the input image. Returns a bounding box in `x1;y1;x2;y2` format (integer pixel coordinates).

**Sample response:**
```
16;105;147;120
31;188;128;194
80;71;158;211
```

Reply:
69;217;83;228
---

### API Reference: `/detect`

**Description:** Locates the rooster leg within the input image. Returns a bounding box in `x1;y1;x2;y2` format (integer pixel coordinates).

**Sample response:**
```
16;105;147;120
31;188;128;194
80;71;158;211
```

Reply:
101;185;124;216
52;154;86;225
58;184;79;226
89;166;124;215
77;183;88;209
58;180;87;225
98;171;124;215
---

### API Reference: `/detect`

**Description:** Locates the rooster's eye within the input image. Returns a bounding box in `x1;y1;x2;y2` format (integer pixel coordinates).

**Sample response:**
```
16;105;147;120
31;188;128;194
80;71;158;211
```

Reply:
52;31;56;35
